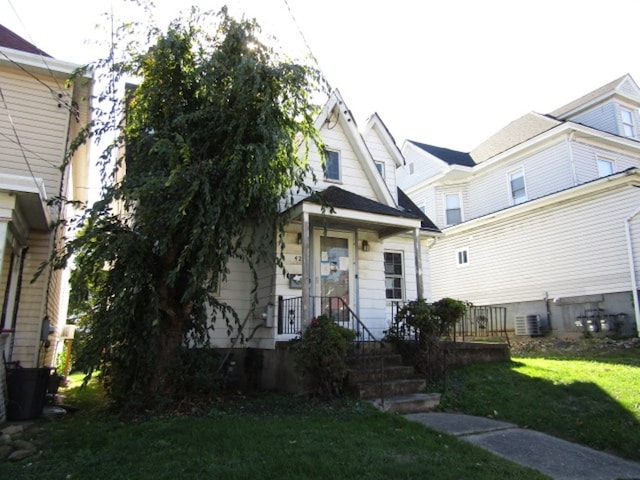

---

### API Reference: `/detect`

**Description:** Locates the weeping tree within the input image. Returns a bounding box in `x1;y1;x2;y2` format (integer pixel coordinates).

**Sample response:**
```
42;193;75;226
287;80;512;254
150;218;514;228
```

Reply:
57;7;324;410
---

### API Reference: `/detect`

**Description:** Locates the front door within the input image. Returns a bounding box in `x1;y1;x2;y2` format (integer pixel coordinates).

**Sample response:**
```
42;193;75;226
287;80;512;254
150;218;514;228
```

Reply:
314;230;355;321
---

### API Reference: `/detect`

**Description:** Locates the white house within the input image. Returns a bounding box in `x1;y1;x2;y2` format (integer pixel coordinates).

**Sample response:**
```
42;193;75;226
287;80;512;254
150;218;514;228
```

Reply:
204;90;440;387
399;74;640;339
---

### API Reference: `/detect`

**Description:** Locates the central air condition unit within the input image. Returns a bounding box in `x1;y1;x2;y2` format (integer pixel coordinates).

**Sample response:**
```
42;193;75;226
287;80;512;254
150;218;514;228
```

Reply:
514;314;541;336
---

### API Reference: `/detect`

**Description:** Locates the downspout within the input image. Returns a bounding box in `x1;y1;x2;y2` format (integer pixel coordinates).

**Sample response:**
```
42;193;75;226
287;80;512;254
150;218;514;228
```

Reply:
625;205;640;337
413;227;424;301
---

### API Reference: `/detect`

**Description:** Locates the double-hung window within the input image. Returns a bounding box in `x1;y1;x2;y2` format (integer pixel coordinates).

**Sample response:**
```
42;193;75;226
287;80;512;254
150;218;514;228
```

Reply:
445;193;462;225
621;108;635;138
324;149;341;181
384;252;404;300
509;168;527;205
596;157;614;177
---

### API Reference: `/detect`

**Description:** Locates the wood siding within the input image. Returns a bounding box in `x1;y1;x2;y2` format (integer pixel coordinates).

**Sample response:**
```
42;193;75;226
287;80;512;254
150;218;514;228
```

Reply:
430;185;640;306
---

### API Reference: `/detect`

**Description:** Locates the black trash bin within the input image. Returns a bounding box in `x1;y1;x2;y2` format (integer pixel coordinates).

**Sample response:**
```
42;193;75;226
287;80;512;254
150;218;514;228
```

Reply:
6;366;51;420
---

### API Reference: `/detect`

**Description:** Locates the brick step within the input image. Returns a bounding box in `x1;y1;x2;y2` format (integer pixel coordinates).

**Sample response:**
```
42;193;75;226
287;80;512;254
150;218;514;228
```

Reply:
369;393;442;414
356;378;426;400
346;353;404;369
348;365;415;384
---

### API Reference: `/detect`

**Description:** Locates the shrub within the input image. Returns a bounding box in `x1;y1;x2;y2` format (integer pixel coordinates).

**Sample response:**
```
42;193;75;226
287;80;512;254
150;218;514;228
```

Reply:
294;315;356;398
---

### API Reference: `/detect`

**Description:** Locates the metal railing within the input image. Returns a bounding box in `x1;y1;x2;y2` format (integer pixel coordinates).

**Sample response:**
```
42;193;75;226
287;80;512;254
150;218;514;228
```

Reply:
388;301;509;345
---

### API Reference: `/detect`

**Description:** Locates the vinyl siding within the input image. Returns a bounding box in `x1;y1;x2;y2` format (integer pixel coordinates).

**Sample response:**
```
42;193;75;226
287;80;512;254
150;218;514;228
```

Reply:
569;101;618;136
430;185;640;306
0;66;71;198
571;141;640;183
362;127;398;203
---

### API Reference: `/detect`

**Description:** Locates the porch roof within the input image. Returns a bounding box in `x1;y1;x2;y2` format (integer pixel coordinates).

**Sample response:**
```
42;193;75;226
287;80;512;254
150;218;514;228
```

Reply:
295;186;440;235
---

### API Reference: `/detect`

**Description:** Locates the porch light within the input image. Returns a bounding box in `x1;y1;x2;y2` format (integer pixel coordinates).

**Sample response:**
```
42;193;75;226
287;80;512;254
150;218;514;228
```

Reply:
297;233;302;244
361;240;370;252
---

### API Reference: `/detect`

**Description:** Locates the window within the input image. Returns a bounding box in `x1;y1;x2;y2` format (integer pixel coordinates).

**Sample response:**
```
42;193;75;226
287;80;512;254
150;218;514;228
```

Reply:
621;108;635;138
384;252;404;300
408;162;415;175
324;150;341;181
445;193;462;225
509;168;527;205
596;157;614;177
375;161;385;179
456;247;469;266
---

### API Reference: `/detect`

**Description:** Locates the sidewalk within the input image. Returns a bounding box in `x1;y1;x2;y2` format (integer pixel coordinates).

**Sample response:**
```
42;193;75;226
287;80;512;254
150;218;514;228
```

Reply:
404;412;640;480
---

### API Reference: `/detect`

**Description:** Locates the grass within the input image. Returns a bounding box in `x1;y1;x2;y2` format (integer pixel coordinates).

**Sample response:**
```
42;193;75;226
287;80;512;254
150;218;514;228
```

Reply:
0;376;549;480
440;343;640;461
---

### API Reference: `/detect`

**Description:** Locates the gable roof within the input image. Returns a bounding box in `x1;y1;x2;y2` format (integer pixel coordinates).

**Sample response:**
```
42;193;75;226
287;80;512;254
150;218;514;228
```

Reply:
406;140;475;167
549;74;635;119
306;186;439;232
314;90;397;207
363;113;405;168
0;24;50;57
397;188;439;232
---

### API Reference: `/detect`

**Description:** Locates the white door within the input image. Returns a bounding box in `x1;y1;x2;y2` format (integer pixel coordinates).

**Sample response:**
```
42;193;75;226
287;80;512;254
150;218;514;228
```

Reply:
314;229;355;321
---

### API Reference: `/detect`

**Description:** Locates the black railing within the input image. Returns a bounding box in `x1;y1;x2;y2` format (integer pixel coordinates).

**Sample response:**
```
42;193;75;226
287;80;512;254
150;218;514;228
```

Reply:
388;301;509;345
277;295;379;344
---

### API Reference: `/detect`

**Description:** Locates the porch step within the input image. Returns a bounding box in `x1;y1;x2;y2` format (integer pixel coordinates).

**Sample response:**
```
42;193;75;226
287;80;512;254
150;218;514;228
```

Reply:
369;393;442;414
348;364;415;384
356;378;427;400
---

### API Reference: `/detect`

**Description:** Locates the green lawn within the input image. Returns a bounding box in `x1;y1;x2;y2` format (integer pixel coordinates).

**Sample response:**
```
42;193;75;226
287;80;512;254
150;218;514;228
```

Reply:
440;344;640;461
1;379;549;480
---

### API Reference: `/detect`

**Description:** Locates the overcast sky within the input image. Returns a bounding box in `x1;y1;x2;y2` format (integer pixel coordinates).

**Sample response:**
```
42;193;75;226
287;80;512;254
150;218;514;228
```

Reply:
3;0;640;153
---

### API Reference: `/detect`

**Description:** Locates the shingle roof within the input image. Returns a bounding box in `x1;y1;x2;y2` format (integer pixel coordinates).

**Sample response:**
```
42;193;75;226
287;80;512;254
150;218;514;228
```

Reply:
407;140;475;167
0;24;50;57
549;75;628;118
305;186;440;232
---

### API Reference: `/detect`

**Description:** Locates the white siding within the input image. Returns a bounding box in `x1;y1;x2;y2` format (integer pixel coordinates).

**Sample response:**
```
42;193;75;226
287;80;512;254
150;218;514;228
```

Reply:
569;102;618;136
430;185;640;306
571;141;640;184
362;127;397;203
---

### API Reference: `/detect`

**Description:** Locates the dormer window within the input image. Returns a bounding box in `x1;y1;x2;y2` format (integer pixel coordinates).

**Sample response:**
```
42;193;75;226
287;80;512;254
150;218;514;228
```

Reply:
621;108;635;138
509;168;527;205
324;149;341;182
445;193;462;225
375;161;385;179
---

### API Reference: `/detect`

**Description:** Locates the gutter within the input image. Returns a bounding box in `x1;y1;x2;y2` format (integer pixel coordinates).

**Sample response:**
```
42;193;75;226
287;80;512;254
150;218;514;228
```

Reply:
625;205;640;337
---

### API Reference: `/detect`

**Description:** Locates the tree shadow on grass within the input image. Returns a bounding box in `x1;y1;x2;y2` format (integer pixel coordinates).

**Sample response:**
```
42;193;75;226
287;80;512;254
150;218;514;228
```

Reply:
440;358;640;462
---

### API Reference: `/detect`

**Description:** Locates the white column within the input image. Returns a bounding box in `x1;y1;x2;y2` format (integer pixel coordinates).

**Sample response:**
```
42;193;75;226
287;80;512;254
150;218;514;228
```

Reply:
301;211;310;328
413;227;424;300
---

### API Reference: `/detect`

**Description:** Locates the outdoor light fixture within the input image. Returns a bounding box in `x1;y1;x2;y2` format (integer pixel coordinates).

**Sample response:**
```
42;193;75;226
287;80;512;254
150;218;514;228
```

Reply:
362;240;370;252
297;233;302;244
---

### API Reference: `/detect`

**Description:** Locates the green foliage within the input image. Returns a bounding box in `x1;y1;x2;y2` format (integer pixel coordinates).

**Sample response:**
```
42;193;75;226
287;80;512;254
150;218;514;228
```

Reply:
294;315;356;398
55;5;325;411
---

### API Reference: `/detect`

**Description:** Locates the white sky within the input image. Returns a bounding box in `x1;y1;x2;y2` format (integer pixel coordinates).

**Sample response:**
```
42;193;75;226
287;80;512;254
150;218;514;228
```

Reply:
3;0;640;153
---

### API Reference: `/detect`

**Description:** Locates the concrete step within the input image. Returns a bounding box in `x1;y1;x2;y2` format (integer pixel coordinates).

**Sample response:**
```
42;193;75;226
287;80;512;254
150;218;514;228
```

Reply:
370;393;442;414
347;353;404;369
348;365;415;384
357;378;426;400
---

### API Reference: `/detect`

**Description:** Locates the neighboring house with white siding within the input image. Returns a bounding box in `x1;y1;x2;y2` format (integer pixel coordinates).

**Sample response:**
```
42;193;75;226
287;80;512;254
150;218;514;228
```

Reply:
399;74;640;339
0;25;92;372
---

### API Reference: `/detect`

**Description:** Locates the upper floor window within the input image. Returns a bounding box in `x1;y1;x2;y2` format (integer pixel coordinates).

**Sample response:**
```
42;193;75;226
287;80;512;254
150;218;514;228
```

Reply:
324;149;341;181
445;193;462;225
596;157;614;177
621;108;635;138
408;162;415;175
456;247;469;266
384;251;404;300
375;161;385;179
509;168;527;205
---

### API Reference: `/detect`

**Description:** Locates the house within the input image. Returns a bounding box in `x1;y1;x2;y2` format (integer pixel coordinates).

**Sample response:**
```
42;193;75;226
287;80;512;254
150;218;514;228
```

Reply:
0;24;92;380
207;90;440;389
399;74;640;339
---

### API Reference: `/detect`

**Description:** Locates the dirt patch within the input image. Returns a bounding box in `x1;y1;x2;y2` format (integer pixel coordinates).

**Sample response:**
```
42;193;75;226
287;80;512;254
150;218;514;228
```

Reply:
509;336;640;356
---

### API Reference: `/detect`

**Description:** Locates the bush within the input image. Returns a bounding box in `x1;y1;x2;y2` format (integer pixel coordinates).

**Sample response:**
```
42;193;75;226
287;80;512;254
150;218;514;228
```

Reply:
293;315;356;398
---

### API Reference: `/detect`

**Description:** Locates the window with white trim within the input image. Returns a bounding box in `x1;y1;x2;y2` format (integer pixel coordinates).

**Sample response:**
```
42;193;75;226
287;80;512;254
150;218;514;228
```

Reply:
324;149;341;181
445;193;462;225
456;247;469;266
384;252;404;300
621;108;635;138
375;161;385;179
509;168;527;205
596;157;614;177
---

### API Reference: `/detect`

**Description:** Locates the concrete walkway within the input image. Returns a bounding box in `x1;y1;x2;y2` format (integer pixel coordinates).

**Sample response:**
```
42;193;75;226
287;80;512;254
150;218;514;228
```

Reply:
404;412;640;480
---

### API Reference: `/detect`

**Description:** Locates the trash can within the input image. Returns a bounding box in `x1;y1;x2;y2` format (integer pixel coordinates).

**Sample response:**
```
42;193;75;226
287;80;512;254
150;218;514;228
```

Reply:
5;366;51;420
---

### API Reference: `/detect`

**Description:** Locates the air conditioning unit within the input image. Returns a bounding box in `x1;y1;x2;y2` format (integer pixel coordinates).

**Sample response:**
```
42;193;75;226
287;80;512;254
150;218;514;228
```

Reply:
514;315;541;336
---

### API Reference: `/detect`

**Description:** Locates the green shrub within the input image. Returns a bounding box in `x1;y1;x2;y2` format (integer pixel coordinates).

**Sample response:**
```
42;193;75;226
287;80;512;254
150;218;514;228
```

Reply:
294;315;356;398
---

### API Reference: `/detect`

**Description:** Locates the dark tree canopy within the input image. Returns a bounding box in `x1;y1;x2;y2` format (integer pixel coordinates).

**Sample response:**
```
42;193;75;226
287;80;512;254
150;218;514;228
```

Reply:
59;7;324;410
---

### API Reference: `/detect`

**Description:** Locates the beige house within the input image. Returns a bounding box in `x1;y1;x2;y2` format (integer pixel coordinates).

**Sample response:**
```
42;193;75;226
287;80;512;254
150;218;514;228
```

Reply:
0;25;92;375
